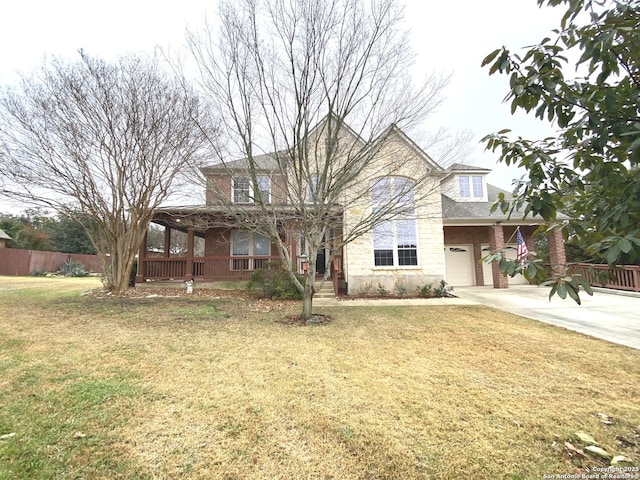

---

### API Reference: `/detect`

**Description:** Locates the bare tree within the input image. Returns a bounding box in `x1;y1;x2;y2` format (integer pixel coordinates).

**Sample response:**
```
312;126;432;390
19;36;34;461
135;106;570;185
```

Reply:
186;0;449;320
0;52;212;292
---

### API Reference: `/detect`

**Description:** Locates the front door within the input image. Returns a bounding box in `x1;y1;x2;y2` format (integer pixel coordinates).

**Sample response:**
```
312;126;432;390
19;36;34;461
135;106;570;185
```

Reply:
316;249;326;275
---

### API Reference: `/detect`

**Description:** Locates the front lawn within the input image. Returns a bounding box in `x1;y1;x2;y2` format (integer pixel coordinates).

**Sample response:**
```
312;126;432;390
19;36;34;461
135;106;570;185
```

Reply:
0;277;638;479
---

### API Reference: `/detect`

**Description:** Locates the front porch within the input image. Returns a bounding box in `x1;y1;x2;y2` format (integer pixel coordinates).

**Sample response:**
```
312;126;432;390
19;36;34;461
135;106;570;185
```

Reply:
135;206;343;286
139;255;282;282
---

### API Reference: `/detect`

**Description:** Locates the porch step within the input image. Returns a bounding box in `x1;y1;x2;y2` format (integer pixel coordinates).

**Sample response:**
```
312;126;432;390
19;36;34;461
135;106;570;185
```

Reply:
314;280;336;298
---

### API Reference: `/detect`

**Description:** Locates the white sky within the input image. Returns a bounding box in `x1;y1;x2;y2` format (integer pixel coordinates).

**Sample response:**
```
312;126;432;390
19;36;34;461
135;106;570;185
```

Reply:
0;0;562;210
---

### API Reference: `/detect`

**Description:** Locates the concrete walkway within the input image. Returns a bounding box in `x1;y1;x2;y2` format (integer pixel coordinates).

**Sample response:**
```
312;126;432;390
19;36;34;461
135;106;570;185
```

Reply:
313;296;474;307
314;285;640;350
454;285;640;350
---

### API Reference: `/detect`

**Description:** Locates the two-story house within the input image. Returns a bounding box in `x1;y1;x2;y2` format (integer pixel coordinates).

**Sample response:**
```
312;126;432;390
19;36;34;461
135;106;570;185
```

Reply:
136;120;566;293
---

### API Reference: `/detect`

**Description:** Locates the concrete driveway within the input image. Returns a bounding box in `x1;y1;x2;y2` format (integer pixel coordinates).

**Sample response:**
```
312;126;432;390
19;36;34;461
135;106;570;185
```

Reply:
454;285;640;350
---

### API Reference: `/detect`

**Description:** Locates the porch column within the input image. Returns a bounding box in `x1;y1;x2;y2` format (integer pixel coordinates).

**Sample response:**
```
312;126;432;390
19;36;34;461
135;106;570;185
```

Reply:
135;230;148;284
489;224;508;289
547;226;567;278
472;242;484;286
164;227;171;257
185;228;195;281
288;231;297;270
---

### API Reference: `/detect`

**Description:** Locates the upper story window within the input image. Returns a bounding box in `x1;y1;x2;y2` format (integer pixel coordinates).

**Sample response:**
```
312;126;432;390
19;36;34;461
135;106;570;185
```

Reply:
233;176;270;204
371;177;415;214
257;176;270;203
307;174;318;203
371;177;418;267
459;175;483;198
233;177;251;203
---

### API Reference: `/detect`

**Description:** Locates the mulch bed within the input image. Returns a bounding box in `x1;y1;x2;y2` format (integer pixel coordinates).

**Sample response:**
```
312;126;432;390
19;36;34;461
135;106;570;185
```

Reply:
86;287;254;300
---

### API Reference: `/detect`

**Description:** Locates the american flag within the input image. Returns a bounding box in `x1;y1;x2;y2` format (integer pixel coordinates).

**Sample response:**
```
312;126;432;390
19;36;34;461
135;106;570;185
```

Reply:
516;228;529;263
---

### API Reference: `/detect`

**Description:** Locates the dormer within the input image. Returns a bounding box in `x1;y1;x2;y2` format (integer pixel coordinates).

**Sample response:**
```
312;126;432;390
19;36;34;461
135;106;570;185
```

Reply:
442;163;491;203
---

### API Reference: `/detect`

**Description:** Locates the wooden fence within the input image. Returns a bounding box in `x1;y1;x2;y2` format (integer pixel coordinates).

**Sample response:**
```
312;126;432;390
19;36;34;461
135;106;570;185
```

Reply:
571;263;640;293
0;248;101;276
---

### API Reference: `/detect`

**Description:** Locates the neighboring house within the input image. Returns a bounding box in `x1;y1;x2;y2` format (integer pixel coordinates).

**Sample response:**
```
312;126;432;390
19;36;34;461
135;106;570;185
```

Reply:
0;229;11;249
137;120;566;292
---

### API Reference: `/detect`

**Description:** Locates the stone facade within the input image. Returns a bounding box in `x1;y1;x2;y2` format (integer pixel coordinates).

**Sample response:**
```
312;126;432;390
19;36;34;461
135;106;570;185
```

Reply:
338;128;447;293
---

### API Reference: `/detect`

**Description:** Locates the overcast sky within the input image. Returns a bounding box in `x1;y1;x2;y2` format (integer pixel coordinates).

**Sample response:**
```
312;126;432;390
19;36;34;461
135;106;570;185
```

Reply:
0;0;562;210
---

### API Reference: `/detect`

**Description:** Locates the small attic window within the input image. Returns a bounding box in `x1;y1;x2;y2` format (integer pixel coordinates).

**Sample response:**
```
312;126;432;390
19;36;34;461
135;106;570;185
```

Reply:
459;175;483;198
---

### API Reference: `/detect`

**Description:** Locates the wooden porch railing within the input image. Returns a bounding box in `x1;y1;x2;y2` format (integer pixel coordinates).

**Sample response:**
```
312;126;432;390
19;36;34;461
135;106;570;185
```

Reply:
331;255;341;296
140;255;281;281
571;263;640;293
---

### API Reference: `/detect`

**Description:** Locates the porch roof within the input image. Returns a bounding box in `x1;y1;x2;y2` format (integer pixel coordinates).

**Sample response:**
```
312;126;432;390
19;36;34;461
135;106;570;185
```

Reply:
151;203;344;234
442;184;542;226
442;184;567;225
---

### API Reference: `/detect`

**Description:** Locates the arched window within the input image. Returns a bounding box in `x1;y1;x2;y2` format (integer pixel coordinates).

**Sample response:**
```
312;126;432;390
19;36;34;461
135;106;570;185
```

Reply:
371;177;418;267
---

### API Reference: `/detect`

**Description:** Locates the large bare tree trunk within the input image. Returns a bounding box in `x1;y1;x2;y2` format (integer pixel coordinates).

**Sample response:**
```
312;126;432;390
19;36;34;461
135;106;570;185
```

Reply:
301;269;316;321
186;0;451;320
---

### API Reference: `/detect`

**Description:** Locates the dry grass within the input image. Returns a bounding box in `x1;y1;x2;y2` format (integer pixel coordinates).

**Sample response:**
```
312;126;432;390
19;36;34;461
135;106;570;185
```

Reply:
0;276;638;479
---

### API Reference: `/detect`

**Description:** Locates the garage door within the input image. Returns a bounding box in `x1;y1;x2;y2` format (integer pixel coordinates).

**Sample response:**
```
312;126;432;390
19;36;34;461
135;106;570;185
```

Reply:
481;245;528;285
444;245;475;286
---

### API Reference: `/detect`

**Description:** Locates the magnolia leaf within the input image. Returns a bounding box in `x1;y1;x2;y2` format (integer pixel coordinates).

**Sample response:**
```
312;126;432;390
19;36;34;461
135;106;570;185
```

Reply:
481;48;502;67
574;431;598;445
585;445;612;460
566;284;581;304
556;284;567;299
577;277;594;296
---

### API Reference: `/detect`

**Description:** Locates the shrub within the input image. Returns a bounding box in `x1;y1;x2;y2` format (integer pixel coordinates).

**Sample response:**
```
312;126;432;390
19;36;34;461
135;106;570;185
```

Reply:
416;283;433;298
58;259;89;277
248;263;303;300
376;283;390;297
393;279;408;297
434;280;453;297
30;268;48;277
357;282;374;298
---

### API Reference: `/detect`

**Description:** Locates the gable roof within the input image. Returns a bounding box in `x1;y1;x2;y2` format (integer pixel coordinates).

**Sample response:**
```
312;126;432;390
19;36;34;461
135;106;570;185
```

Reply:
442;184;547;225
379;124;444;172
307;113;367;149
201;152;281;173
447;163;491;173
200;118;444;174
0;229;11;240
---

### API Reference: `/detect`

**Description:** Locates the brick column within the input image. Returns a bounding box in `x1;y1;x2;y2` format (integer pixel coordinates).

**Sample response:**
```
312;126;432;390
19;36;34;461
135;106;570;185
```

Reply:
489;224;508;289
547;226;567;277
472;242;485;286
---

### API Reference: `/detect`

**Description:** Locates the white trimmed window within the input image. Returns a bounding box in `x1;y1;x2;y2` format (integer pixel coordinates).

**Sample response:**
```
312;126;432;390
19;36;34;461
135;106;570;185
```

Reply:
459;175;483;198
256;176;270;203
233;176;271;203
231;231;270;256
371;177;418;267
231;231;271;270
472;175;483;197
307;174;318;203
233;177;251;203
